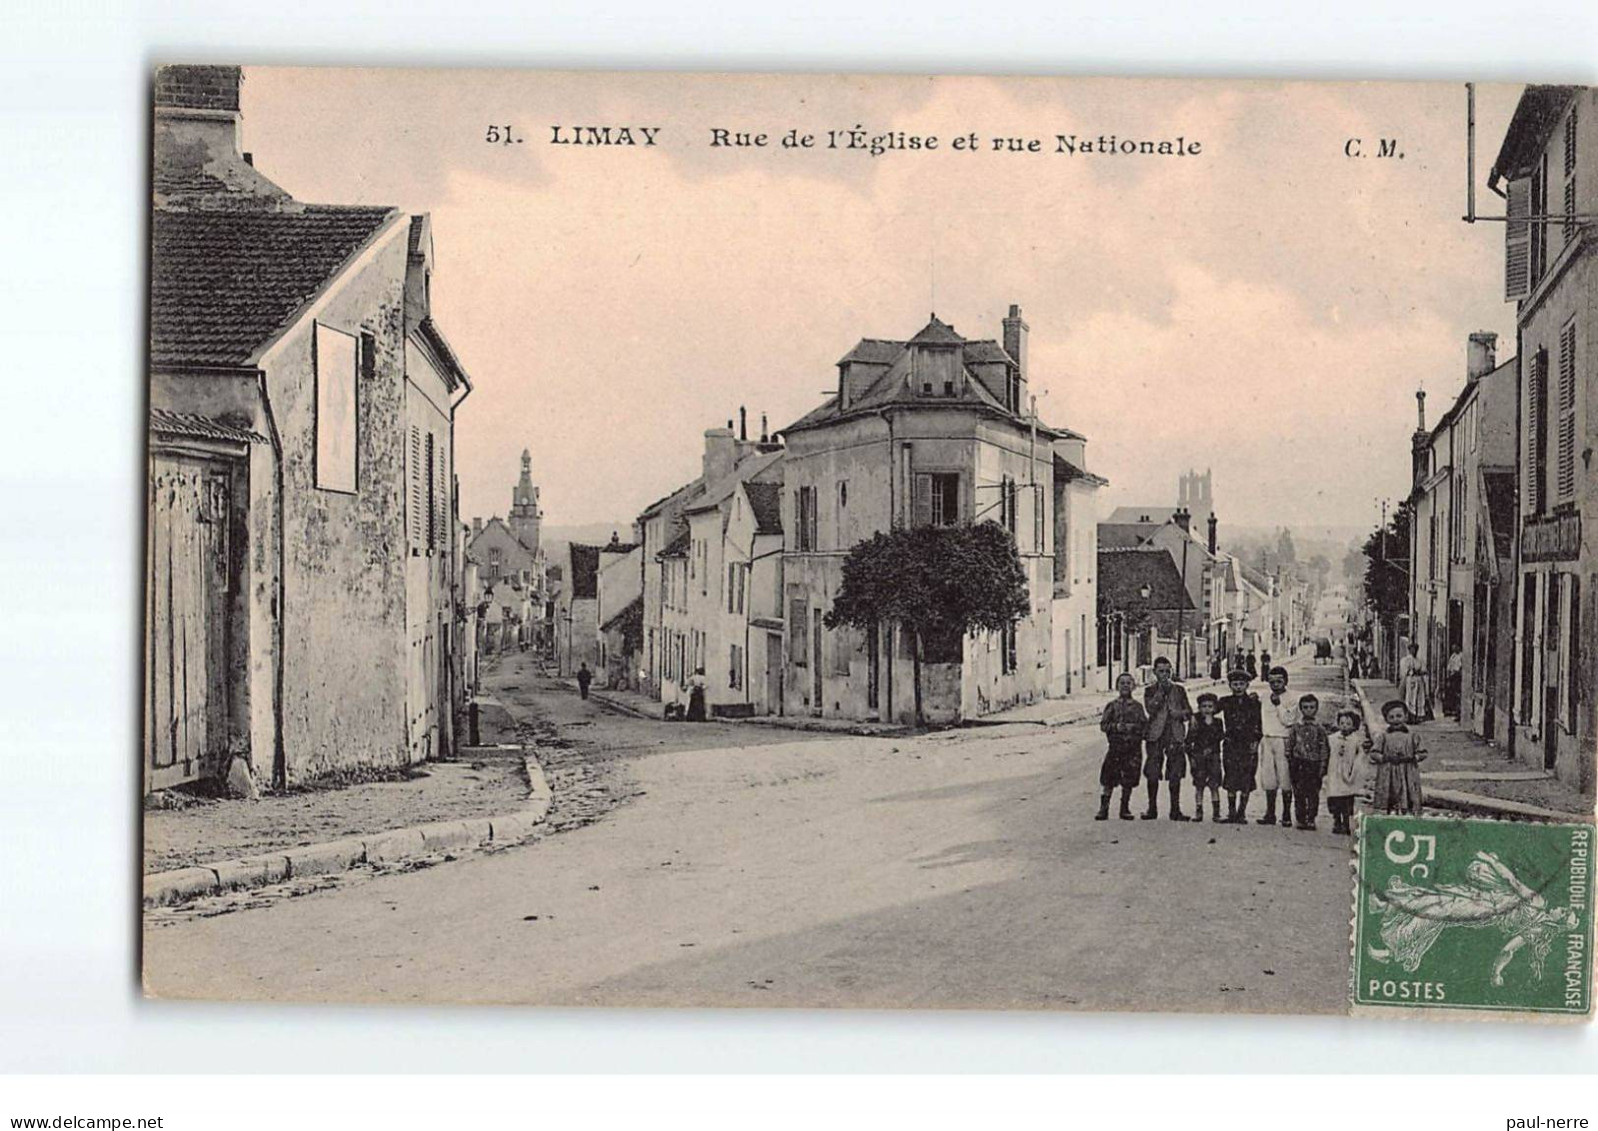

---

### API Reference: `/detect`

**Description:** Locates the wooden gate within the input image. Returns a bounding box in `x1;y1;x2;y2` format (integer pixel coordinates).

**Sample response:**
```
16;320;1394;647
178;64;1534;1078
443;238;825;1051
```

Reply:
146;453;233;792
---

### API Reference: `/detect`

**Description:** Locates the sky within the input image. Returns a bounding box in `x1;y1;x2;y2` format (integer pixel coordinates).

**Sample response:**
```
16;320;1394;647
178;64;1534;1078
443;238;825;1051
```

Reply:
238;69;1523;533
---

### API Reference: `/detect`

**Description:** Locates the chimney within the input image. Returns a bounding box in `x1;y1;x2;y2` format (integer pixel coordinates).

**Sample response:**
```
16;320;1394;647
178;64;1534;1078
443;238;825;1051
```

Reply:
1467;331;1498;382
472;517;483;535
1207;512;1218;555
760;413;769;444
1174;506;1192;535
1002;304;1029;383
1416;388;1427;432
703;425;737;486
153;65;287;205
739;406;748;441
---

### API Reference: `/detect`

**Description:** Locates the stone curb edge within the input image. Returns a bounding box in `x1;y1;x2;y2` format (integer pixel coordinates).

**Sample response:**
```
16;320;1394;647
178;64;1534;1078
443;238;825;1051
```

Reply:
143;748;553;910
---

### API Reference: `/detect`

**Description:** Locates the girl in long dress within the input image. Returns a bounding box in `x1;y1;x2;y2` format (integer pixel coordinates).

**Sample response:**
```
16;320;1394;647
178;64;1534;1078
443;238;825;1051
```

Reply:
1370;699;1426;814
1399;643;1430;721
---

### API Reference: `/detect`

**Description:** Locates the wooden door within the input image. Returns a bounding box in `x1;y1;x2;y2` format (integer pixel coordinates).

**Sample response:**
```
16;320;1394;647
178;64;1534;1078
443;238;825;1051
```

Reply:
146;453;232;792
766;632;783;716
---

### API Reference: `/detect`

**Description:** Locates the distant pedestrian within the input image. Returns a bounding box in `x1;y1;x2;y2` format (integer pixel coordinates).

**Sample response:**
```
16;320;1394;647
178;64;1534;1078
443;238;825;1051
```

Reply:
1399;643;1431;722
1370;699;1426;815
1245;649;1258;681
1141;657;1193;821
1186;692;1225;823
1256;666;1297;827
1232;646;1246;673
576;662;592;700
1217;669;1262;823
1444;647;1464;718
1284;694;1329;830
1260;648;1272;674
686;667;708;722
1096;672;1147;822
1325;707;1369;835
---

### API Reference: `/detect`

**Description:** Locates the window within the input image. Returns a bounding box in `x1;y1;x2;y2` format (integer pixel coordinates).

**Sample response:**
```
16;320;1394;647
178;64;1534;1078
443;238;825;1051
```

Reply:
1557;318;1577;502
729;643;743;690
795;486;818;551
789;598;808;666
314;323;358;493
1564;104;1579;249
726;562;746;615
1530;154;1549;288
424;430;437;550
1000;622;1017;674
1562;574;1581;732
1000;476;1018;534
1529;348;1550;515
913;472;961;527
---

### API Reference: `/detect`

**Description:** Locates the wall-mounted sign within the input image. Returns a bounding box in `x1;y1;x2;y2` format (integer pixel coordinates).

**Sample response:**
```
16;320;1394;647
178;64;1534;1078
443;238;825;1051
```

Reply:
1521;511;1581;562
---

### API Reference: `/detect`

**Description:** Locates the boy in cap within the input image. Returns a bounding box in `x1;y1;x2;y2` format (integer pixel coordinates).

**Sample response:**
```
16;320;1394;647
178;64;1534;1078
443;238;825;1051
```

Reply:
1217;668;1262;822
1284;693;1330;830
1096;672;1147;821
1141;656;1193;821
1186;691;1225;823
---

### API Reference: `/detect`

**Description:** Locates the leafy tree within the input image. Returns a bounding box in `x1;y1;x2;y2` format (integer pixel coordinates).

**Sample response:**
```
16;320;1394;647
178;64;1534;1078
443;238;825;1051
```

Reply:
826;521;1030;724
1361;501;1412;618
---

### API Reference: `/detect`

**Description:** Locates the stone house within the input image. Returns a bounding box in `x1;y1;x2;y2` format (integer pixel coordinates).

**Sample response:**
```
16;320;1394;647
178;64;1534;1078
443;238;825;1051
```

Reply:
1492;84;1596;793
1051;448;1108;694
1097;546;1199;681
596;536;643;689
556;542;602;677
1406;334;1518;744
146;65;471;793
777;307;1092;724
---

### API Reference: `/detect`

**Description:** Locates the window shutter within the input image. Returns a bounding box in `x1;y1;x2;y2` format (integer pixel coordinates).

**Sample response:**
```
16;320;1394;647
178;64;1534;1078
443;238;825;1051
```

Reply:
912;473;933;528
408;425;423;547
1505;177;1532;301
424;430;437;549
1528;350;1548;514
1558;321;1578;500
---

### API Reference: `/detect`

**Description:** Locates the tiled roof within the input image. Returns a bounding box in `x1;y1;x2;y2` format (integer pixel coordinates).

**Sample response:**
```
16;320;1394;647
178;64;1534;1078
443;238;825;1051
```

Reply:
1098;547;1195;611
149;408;265;445
567;543;602;599
601;594;644;634
744;480;784;535
1105;505;1178;525
1054;454;1108;487
150;205;399;367
658;529;691;559
907;314;966;345
1098;522;1157;550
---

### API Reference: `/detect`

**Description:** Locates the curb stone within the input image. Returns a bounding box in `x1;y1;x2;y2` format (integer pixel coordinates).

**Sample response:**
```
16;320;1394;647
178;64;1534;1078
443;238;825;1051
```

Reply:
142;748;554;910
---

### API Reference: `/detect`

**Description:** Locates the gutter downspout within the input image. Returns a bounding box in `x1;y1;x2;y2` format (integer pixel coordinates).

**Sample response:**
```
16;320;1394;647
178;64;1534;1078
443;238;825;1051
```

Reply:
257;370;288;790
447;377;473;755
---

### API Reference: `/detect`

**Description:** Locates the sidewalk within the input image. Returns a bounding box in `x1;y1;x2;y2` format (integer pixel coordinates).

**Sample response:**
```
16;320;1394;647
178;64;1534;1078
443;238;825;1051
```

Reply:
574;679;911;736
1350;677;1593;822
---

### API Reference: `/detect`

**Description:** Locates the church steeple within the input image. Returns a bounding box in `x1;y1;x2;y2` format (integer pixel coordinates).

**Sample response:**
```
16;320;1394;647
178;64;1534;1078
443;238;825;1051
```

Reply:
508;448;542;554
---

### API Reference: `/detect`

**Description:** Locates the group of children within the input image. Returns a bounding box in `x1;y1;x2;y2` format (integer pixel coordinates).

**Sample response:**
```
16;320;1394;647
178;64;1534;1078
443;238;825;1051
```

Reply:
1096;656;1427;831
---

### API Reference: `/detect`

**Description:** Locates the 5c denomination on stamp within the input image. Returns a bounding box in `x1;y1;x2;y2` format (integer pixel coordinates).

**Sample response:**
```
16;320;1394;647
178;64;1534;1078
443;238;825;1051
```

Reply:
1353;815;1592;1017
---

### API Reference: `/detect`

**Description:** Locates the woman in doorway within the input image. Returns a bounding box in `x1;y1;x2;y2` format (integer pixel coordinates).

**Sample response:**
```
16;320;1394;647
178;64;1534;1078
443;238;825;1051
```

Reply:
686;667;708;722
1399;643;1431;723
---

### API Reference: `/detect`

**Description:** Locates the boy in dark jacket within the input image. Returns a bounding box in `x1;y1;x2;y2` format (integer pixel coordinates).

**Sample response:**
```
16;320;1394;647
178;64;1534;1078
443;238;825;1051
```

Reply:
1186;692;1225;823
1216;670;1262;823
1097;672;1148;821
1284;693;1331;830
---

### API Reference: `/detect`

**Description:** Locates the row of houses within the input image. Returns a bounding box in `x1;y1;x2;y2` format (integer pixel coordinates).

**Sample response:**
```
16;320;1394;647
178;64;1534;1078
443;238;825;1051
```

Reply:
145;66;474;794
1405;84;1595;797
567;306;1305;727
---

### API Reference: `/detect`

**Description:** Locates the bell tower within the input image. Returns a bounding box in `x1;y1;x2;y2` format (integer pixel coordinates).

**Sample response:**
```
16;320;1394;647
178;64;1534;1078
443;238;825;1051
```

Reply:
508;448;542;554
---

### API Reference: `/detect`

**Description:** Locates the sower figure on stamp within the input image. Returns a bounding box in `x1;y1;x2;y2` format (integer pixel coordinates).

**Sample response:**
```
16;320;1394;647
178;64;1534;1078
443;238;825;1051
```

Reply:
1256;666;1298;827
1096;672;1148;821
1141;656;1192;821
1218;668;1262;823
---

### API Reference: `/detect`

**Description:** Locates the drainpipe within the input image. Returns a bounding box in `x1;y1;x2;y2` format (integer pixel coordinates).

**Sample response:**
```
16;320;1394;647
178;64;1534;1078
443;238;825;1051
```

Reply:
257;370;288;790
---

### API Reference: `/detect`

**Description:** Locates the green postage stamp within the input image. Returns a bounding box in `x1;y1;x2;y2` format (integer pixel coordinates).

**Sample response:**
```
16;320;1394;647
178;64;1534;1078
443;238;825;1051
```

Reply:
1354;815;1593;1017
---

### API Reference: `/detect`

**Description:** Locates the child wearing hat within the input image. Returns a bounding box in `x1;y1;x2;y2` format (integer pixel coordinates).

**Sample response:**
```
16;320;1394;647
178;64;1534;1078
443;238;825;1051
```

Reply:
1370;699;1427;815
1186;692;1225;823
1217;669;1262;823
1325;706;1370;834
1096;672;1148;821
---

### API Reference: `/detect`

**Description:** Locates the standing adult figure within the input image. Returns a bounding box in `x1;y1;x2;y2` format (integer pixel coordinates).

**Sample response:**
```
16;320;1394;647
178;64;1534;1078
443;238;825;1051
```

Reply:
1399;642;1430;723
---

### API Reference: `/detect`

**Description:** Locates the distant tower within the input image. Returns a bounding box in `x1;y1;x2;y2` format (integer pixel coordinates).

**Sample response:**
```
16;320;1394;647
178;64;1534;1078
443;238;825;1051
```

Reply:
1177;469;1214;533
508;448;542;554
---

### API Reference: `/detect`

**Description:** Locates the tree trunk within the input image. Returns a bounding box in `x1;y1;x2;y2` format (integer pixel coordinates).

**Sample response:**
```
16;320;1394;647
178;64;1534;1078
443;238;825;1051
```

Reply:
912;625;924;727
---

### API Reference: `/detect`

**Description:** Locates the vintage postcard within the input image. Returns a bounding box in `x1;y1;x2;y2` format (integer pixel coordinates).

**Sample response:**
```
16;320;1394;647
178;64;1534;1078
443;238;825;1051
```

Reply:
142;66;1596;1018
